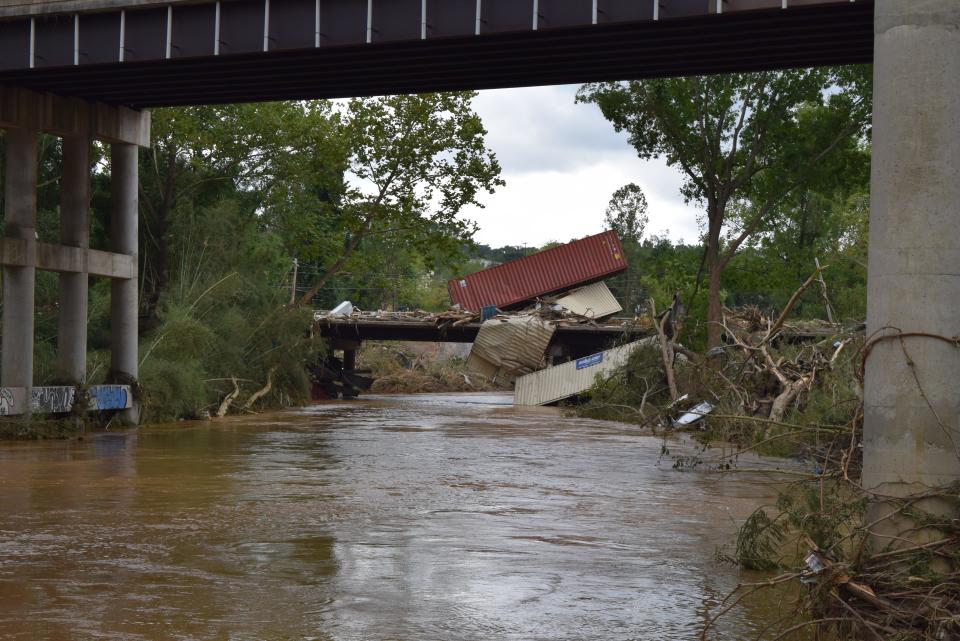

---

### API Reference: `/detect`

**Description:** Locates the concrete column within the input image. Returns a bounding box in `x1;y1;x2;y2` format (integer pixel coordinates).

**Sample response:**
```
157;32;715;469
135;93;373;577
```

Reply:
110;143;139;423
1;128;38;400
343;349;357;373
863;1;960;516
57;136;91;384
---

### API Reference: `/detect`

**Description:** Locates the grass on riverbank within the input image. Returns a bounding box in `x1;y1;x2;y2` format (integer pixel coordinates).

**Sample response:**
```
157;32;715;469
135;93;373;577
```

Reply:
0;417;87;440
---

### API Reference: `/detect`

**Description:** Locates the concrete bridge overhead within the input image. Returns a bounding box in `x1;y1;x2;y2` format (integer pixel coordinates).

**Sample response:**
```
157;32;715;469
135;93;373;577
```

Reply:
0;0;872;107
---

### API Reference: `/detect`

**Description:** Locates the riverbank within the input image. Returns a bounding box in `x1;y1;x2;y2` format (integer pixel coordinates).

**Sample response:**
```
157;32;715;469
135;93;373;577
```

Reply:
0;417;87;440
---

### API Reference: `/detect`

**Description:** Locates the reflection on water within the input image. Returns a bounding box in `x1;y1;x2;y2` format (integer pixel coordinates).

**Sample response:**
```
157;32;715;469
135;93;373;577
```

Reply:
0;393;783;640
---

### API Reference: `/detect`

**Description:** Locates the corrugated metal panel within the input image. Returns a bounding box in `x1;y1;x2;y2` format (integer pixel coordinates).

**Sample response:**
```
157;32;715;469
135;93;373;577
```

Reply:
449;231;627;311
514;337;658;406
552;281;622;319
467;315;556;385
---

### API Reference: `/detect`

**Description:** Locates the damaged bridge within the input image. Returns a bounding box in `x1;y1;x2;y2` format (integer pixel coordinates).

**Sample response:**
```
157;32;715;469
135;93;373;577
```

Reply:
315;314;646;354
314;310;650;396
314;232;649;397
314;312;649;397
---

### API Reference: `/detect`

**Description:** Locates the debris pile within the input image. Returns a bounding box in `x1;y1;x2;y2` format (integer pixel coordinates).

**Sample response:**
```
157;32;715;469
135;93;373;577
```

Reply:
714;305;859;424
444;233;645;392
465;280;649;388
315;307;479;326
574;267;865;439
316;233;648;397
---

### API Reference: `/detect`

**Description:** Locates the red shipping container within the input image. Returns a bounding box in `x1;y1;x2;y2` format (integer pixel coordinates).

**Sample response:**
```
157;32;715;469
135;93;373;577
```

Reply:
448;231;628;311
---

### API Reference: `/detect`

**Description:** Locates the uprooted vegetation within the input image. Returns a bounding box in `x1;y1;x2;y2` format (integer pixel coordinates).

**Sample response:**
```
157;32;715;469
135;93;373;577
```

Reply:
577;282;959;639
703;431;959;641
359;342;497;394
578;303;862;455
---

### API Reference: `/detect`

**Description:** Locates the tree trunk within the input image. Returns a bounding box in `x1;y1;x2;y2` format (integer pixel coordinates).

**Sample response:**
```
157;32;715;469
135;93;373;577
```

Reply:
706;250;723;349
705;203;724;349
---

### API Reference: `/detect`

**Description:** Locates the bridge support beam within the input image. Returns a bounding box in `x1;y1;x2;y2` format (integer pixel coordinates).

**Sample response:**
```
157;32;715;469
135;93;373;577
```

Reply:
0;128;37;408
863;0;960;535
110;143;140;424
57;136;91;384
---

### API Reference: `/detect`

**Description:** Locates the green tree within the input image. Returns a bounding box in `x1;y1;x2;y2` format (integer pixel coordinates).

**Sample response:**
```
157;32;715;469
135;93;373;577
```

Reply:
604;182;648;245
296;92;503;306
603;183;649;314
138;102;344;316
578;68;871;347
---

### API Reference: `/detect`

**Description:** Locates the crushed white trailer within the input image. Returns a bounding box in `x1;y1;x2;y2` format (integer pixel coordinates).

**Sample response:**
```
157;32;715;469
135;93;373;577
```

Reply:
513;337;656;406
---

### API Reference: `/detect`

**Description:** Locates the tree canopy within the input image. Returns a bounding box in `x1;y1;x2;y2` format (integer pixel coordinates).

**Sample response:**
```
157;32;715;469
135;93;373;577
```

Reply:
578;67;871;346
293;92;503;306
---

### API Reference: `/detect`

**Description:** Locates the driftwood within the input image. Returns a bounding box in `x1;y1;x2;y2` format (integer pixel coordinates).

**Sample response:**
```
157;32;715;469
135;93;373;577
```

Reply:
710;264;861;428
760;265;827;346
243;367;276;410
814;258;836;325
216;377;241;417
650;298;679;402
763;345;815;423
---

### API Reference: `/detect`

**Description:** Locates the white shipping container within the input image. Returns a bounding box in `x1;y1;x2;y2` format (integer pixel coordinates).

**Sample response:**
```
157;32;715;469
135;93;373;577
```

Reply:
513;337;657;406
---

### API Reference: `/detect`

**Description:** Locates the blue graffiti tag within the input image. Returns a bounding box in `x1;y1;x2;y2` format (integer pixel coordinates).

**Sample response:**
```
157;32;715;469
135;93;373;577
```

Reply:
89;386;129;410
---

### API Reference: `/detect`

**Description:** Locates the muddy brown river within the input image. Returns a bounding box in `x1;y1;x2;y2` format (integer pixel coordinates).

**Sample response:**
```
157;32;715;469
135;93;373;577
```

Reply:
0;393;788;640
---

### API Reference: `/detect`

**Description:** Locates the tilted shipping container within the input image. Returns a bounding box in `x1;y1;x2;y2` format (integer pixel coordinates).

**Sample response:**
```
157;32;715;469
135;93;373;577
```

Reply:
514;338;657;406
448;231;627;311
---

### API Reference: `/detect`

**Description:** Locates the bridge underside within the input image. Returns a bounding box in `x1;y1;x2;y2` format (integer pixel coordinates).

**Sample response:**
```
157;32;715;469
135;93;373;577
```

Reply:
316;318;647;356
0;1;873;108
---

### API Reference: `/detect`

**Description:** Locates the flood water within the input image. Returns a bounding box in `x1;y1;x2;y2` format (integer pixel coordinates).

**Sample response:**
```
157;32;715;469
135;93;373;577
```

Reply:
0;393;787;640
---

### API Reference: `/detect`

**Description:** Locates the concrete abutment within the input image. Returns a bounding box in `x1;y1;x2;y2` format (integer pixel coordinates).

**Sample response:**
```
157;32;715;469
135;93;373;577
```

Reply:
0;86;149;420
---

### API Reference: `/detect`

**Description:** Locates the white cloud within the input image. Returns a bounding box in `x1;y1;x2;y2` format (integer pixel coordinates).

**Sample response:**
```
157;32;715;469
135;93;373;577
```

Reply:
463;84;702;248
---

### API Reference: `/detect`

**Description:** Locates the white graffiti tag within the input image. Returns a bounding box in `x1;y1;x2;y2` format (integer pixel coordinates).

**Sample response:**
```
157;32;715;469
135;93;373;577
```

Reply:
0;388;15;416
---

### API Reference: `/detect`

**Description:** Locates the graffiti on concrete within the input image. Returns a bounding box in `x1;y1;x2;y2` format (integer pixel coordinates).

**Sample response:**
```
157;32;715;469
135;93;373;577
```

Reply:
88;386;131;411
31;387;76;413
0;385;132;415
0;387;19;416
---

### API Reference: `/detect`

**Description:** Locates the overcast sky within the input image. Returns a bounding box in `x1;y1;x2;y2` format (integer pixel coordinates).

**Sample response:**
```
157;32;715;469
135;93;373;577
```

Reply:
460;84;703;248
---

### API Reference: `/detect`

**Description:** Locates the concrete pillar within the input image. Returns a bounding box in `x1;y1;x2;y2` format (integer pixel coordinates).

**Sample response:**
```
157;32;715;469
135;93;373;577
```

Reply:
110;143;139;423
1;128;38;400
57;136;91;384
343;349;357;373
863;1;960;523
